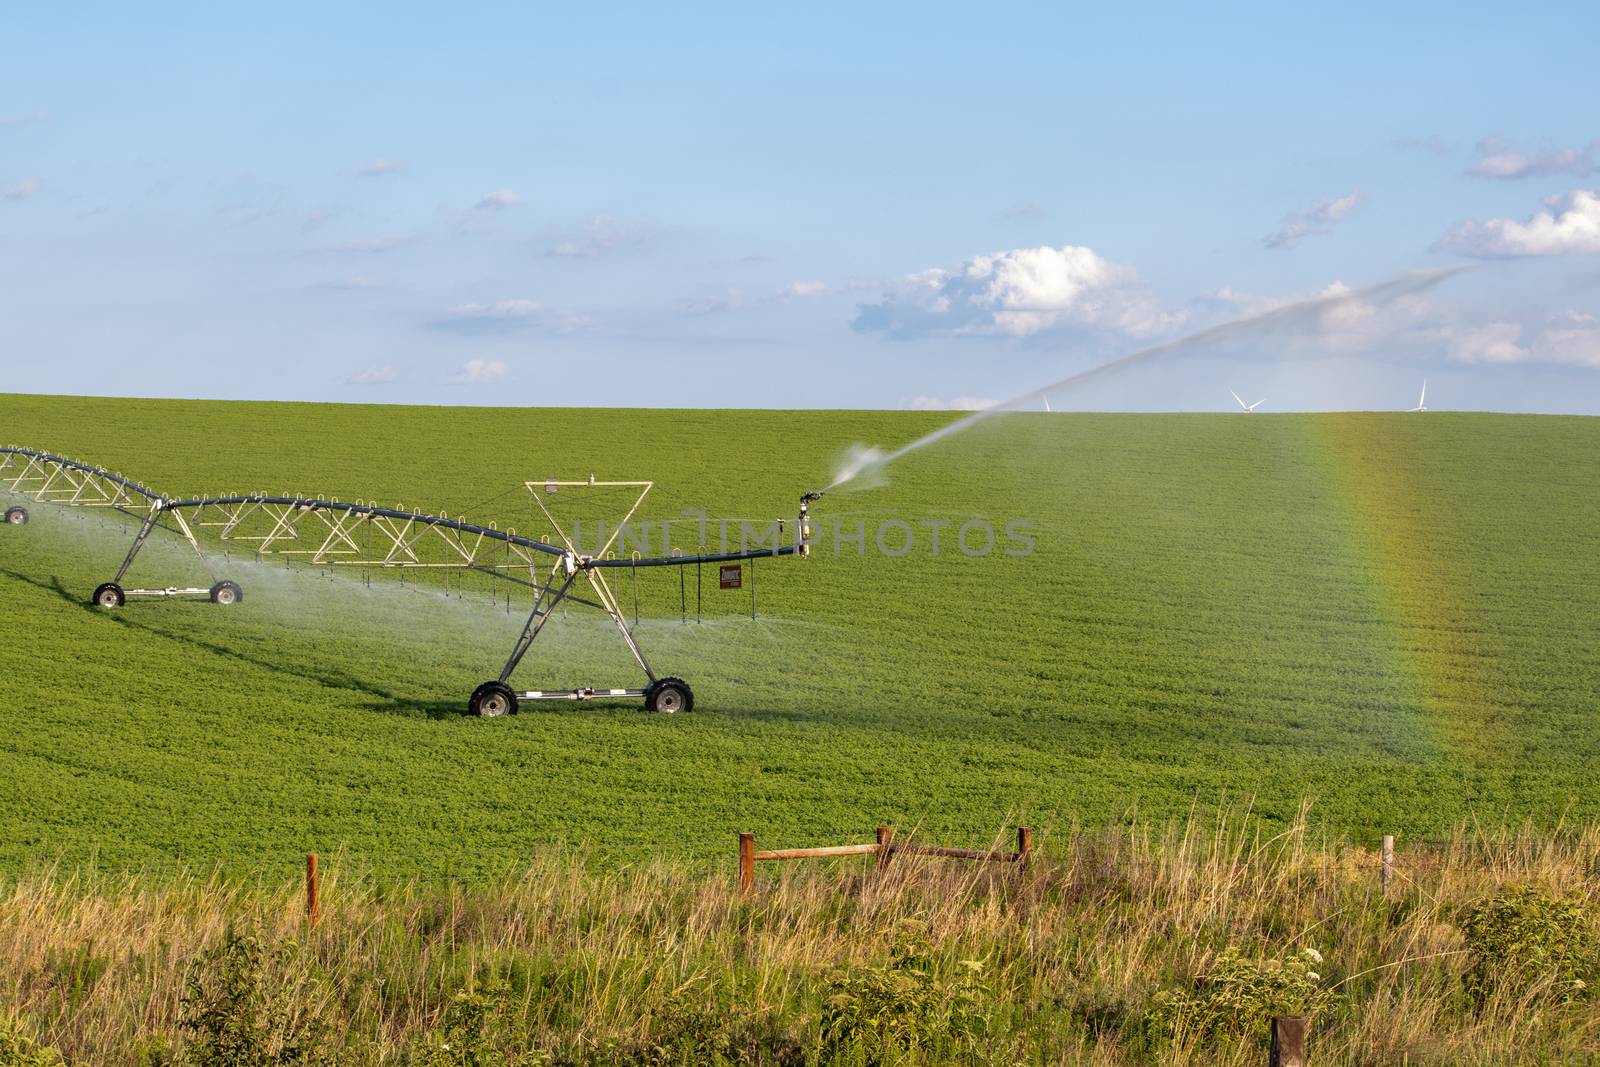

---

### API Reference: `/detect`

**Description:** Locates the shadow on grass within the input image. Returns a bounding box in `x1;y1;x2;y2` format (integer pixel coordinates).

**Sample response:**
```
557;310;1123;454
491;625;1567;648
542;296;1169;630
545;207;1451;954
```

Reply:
1;567;463;721
3;566;827;726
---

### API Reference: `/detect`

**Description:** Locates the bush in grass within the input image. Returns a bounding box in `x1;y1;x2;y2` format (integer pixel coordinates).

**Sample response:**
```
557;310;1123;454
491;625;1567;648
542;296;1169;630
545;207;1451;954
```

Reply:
1460;884;1598;1009
1149;946;1331;1046
177;934;335;1067
407;983;548;1067
819;924;990;1063
0;1018;72;1067
620;993;803;1067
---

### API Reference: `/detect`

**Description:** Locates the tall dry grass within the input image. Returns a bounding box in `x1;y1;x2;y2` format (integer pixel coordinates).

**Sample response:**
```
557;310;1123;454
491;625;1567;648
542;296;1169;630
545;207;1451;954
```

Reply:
5;807;1600;1064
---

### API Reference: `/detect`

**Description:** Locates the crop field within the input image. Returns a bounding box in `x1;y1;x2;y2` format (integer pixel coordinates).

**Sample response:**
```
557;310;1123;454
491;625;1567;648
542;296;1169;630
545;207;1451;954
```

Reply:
1;392;1598;879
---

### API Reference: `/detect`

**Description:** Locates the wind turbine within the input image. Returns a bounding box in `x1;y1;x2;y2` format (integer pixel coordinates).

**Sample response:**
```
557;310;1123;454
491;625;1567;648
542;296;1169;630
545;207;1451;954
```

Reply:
1229;388;1265;413
1408;380;1427;412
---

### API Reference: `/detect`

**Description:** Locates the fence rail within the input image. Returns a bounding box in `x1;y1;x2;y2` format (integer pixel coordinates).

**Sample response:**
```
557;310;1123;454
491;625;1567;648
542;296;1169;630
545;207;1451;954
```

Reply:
738;826;1033;892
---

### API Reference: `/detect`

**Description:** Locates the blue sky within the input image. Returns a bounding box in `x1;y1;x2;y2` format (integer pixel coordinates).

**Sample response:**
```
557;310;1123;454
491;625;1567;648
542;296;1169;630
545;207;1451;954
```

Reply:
4;2;1600;412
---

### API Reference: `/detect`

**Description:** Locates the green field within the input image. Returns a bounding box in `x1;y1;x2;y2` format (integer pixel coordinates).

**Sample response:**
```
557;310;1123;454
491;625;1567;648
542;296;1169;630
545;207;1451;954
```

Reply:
2;393;1597;878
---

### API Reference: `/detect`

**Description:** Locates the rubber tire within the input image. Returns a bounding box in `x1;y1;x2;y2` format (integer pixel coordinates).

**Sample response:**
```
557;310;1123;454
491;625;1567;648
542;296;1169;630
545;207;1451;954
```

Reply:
645;676;694;714
469;681;518;718
4;507;26;525
209;580;243;605
92;582;125;609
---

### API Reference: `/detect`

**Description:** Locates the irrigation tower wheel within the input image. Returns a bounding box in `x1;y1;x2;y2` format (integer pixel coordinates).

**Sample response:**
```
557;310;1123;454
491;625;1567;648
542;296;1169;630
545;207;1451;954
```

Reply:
469;681;518;718
645;677;693;713
3;506;26;525
92;583;125;609
209;580;244;605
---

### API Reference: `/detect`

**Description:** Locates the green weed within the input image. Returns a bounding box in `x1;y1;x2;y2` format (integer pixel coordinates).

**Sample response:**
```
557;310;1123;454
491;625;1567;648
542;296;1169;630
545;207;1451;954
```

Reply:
1460;884;1598;1009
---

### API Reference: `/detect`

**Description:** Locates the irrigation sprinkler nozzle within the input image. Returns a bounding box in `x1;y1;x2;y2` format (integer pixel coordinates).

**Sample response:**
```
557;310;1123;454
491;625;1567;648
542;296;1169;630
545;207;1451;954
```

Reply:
797;491;823;557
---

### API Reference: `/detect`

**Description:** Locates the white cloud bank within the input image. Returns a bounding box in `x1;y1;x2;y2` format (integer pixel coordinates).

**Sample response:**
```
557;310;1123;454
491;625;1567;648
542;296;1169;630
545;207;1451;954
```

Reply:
546;215;651;258
906;396;998;411
1468;135;1595;180
1264;191;1366;249
434;299;591;334
447;359;511;385
1438;189;1600;257
783;280;832;298
853;244;1177;339
345;365;398;385
474;189;521;211
356;159;407;177
1448;312;1600;367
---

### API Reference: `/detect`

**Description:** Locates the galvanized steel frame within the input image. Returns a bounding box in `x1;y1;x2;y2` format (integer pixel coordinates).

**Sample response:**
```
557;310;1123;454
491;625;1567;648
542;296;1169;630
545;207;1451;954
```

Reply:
4;446;801;703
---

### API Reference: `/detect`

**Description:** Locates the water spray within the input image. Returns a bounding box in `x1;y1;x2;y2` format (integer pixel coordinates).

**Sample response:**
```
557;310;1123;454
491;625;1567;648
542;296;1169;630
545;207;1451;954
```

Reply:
3;444;823;717
825;266;1470;493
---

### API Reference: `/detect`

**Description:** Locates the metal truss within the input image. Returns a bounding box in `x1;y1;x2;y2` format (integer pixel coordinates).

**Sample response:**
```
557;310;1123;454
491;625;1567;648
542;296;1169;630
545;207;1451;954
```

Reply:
174;494;566;587
1;446;163;517
3;444;809;715
1;446;217;598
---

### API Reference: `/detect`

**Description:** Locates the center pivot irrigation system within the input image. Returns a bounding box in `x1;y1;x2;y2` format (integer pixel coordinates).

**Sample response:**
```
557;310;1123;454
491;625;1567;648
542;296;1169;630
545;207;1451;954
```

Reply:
2;445;827;716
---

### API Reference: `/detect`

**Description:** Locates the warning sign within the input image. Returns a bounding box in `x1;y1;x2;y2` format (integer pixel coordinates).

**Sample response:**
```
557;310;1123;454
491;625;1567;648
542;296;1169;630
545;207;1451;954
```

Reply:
719;564;742;589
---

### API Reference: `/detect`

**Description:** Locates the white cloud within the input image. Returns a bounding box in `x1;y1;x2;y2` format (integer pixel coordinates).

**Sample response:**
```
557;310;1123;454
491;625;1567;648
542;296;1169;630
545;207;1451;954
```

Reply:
1193;286;1280;317
546;215;650;258
356;159;407;177
1448;322;1529;363
325;236;409;254
782;280;832;298
312;276;381;291
1541;312;1600;366
1313;281;1377;334
4;177;42;201
1449;312;1600;367
449;298;542;320
676;289;743;316
1188;273;1452;359
1264;191;1366;249
447;358;511;385
474;188;521;211
853;244;1178;339
0;110;48;127
435;300;591;334
906;396;999;411
1202;275;1595;370
1438;189;1600;257
345;365;398;385
1468;135;1594;180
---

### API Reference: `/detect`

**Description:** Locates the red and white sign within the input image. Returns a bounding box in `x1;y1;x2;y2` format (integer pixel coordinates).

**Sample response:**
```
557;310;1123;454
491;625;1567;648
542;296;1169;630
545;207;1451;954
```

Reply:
719;564;742;589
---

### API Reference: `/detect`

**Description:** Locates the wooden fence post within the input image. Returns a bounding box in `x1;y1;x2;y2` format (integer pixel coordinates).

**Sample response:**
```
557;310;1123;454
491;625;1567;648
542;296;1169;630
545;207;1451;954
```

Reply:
875;826;895;871
1381;834;1395;898
305;853;320;930
1269;1015;1306;1066
1017;826;1033;870
739;832;755;894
